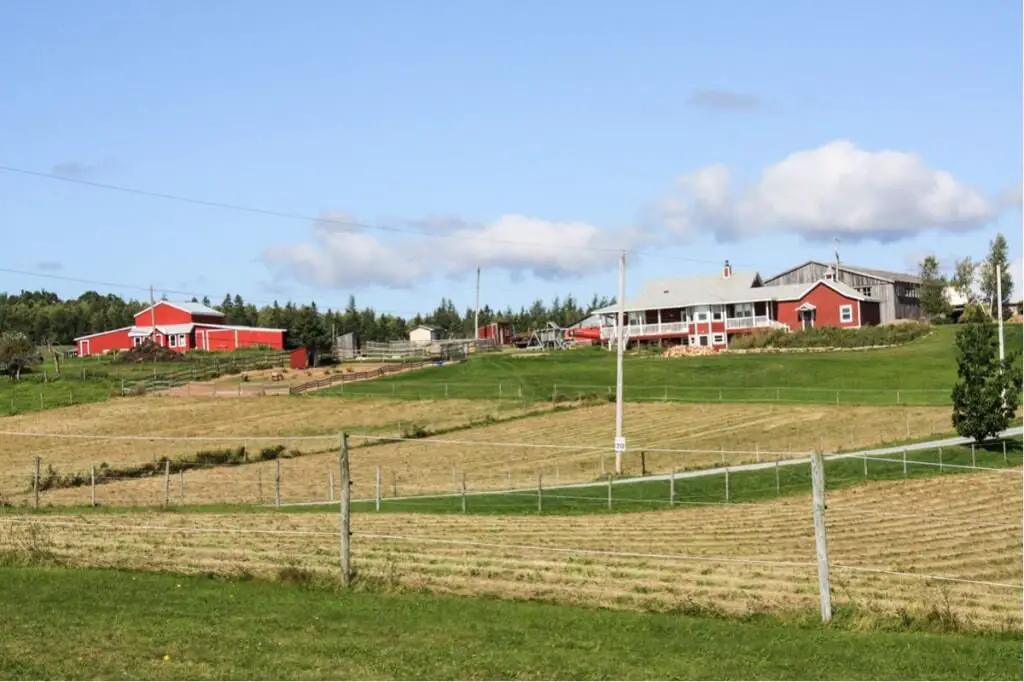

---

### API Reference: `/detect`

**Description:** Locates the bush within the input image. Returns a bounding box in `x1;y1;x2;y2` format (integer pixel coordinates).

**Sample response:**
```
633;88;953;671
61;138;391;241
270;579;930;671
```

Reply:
728;323;931;350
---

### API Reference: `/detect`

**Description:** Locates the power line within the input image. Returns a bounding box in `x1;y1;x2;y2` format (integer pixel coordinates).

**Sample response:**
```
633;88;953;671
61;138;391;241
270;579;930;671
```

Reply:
0;163;764;268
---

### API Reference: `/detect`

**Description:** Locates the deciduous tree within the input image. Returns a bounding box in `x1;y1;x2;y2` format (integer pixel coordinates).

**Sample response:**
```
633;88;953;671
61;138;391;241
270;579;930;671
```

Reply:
918;256;950;319
979;233;1013;317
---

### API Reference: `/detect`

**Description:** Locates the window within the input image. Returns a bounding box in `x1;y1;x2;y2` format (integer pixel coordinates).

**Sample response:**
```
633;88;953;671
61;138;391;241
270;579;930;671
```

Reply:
858;287;872;297
712;306;723;321
177;334;187;347
712;333;726;345
695;311;708;322
839;305;853;323
169;334;177;348
133;337;142;347
734;302;754;317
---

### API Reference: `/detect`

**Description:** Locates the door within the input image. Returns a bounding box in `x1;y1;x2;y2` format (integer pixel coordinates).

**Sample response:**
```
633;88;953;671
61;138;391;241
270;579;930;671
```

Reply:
81;340;90;356
800;310;815;330
698;335;710;347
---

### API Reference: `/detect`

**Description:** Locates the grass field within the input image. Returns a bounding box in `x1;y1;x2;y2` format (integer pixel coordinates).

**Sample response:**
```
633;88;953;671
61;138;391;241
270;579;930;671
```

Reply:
320;325;1024;405
2;471;1020;631
346;439;1024;514
12;402;955;507
2;568;1019;680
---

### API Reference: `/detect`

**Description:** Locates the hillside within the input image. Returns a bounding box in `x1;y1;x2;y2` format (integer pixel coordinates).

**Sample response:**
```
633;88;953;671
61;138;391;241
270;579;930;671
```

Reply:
322;325;1024;405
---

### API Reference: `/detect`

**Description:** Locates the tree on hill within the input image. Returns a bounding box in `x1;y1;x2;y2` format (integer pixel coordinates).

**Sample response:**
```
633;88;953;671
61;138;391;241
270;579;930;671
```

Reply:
950;318;1022;442
979;233;1013;318
951;257;978;306
918;256;951;319
0;331;39;380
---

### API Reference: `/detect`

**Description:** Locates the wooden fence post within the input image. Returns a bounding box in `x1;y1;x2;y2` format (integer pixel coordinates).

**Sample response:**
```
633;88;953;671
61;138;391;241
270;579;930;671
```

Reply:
34;457;41;509
810;451;833;623
669;470;676;506
275;457;281;508
163;460;170;508
902;449;907;477
339;433;351;587
376;465;383;512
724;467;730;503
329;468;335;502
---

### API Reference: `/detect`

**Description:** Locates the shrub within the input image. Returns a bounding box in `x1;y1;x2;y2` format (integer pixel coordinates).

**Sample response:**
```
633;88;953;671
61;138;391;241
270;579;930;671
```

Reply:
729;323;931;350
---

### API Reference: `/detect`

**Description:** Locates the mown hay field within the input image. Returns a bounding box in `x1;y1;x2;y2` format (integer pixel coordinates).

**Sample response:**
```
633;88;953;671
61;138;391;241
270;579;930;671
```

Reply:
0;395;533;475
17;402;954;507
3;472;1020;630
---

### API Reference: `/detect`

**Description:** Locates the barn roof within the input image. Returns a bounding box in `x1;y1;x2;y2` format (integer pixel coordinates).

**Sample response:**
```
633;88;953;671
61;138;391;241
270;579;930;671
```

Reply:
135;301;226;318
764;260;921;285
590;275;868;314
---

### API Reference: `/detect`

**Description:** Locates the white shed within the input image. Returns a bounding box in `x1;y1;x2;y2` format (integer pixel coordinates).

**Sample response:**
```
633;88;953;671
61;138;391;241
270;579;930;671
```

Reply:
409;324;442;345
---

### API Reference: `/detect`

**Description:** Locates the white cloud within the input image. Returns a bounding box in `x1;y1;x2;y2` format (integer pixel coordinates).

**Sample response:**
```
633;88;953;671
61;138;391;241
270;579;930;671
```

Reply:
656;139;997;241
262;211;643;289
264;139;1012;290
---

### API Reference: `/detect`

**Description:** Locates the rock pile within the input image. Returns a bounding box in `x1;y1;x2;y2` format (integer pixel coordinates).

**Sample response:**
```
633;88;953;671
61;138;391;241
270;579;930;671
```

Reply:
662;345;714;358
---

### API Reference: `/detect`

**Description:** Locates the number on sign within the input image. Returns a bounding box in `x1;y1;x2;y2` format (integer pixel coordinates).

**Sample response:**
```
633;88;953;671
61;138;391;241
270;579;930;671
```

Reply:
614;437;626;453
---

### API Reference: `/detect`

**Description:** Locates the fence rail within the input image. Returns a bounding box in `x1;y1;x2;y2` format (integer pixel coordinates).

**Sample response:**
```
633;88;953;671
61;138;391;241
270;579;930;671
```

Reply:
289;360;438;394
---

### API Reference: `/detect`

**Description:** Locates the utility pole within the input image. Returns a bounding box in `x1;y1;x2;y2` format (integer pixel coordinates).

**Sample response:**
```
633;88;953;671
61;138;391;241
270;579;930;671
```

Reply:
474;266;481;341
614;252;626;474
997;264;1006;408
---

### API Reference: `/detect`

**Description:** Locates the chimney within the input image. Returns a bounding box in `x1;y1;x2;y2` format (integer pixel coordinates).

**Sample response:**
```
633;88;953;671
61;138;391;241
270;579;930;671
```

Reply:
722;260;732;279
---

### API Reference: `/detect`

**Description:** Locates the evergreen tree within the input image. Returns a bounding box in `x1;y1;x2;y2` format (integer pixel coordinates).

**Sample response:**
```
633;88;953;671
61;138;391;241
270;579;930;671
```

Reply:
950;318;1022;442
918;256;950;319
979;233;1013;317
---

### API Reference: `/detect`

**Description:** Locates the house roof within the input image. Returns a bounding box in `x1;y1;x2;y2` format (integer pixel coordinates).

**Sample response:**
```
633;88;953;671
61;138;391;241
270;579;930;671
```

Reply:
73;326;133;342
135;301;226;318
200;324;288;333
129;324;196;336
765;260;921;285
411;324;438;331
590;272;868;315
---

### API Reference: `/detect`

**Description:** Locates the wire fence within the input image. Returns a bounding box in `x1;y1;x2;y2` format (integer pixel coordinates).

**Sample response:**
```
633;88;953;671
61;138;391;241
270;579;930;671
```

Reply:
304;381;985;407
0;434;1019;630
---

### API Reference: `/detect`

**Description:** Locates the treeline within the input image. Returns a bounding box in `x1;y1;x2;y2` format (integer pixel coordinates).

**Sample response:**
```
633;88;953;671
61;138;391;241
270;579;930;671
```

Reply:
0;289;614;353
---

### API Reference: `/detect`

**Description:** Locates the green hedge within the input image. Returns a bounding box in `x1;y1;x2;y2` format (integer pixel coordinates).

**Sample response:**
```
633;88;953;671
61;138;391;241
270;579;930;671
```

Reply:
728;322;932;350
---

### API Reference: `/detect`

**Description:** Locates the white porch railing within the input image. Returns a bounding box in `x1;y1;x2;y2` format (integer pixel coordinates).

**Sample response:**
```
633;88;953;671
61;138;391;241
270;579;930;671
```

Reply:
599;321;689;339
725;315;776;330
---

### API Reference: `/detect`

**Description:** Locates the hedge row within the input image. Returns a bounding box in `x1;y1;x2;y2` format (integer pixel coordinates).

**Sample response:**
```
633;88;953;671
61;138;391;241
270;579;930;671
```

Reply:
728;323;932;350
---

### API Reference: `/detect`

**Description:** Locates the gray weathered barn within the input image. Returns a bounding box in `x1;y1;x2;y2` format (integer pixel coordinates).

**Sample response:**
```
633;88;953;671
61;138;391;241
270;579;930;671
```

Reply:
763;261;921;324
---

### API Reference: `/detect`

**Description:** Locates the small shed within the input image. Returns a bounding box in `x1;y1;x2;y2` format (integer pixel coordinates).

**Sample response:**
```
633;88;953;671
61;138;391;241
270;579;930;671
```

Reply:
289;347;310;370
409;325;442;345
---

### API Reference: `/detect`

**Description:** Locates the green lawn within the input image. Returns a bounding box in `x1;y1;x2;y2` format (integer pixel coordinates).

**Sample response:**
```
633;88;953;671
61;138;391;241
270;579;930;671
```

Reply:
318;325;1024;405
0;349;289;416
0;566;1018;680
347;439;1023;515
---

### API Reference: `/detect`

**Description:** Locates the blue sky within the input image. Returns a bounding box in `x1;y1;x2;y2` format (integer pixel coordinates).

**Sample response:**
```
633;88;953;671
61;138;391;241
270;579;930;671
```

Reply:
1;0;1021;317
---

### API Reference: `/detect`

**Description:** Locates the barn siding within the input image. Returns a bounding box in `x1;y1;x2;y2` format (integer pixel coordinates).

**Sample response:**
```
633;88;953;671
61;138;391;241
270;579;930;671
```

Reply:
77;328;132;356
763;263;903;324
776;282;863;330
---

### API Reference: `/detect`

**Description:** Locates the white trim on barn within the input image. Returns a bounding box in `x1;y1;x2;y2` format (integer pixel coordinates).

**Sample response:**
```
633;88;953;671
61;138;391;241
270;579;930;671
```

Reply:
134;301;225;319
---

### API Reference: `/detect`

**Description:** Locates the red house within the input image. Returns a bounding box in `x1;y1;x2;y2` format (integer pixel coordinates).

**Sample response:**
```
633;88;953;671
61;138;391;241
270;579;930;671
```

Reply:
590;261;881;351
73;301;287;357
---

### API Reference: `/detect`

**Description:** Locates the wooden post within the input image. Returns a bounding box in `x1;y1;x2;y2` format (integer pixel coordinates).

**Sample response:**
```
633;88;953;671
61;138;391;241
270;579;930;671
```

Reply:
902;449;907;477
1003;440;1008;463
755;443;760;463
863;455;868;478
329;469;335;502
275;457;281;508
376;465;383;512
724;467;730;503
90;464;96;507
33;457;41;509
607;475;612;510
669;470;676;506
971;443;976;468
461;472;467;513
537;473;543;513
938;448;943;471
640;451;646;476
339;433;351;587
163;460;170;508
810;451;833;623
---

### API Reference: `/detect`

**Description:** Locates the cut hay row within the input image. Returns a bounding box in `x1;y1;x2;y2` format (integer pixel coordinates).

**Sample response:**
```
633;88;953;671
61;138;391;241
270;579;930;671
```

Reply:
3;474;1019;630
12;403;953;506
0;396;534;472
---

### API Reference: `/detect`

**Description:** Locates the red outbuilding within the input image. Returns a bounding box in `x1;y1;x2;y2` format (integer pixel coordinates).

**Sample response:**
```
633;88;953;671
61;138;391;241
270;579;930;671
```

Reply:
477;321;513;345
74;301;287;357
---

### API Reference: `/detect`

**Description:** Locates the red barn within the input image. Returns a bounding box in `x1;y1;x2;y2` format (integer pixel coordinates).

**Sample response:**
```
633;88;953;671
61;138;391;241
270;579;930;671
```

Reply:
74;301;287;357
477;321;513;345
